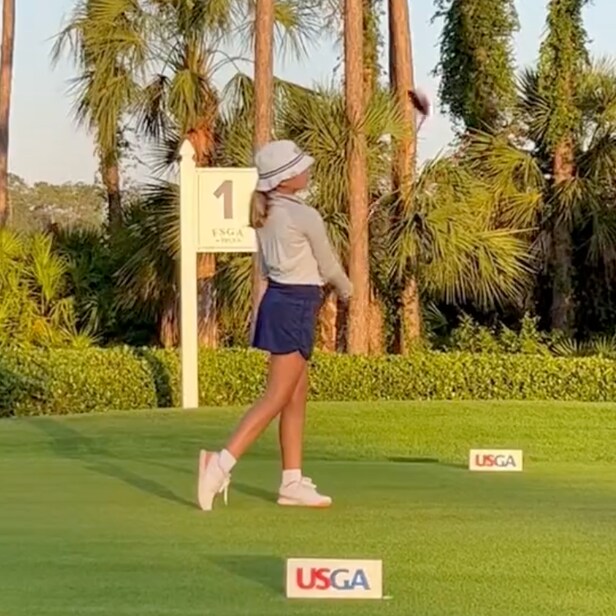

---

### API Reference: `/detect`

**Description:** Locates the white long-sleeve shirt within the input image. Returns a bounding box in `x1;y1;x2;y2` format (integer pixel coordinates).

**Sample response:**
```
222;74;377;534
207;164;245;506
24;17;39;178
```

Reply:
256;193;353;300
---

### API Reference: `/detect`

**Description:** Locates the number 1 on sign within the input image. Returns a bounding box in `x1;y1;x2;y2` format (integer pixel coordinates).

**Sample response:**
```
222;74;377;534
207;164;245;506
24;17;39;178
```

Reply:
214;180;233;219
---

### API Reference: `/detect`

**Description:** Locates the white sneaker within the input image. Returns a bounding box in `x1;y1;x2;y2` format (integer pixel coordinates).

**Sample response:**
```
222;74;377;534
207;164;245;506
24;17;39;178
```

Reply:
197;450;230;512
277;476;332;508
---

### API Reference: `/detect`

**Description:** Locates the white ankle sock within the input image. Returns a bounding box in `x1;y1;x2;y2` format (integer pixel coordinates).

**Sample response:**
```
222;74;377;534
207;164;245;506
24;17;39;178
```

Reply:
218;449;237;474
282;469;302;486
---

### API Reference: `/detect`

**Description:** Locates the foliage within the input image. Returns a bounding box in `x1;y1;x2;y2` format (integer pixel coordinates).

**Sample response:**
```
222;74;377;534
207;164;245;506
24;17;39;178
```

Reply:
8;174;106;231
0;230;92;348
434;0;519;132
113;184;179;346
0;347;156;417
446;314;550;355
463;59;616;334
52;0;146;208
537;0;590;148
390;156;534;310
3;347;616;416
52;226;115;337
212;82;405;336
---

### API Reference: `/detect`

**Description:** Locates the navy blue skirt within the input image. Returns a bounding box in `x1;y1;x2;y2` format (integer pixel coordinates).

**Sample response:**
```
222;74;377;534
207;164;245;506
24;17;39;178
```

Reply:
252;280;322;360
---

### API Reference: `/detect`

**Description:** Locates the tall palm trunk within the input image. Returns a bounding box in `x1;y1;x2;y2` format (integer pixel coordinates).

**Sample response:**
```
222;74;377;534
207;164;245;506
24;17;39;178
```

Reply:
362;0;386;355
368;289;385;354
254;0;274;147
362;0;378;101
0;0;15;227
319;0;380;354
345;0;370;355
251;0;275;335
550;138;575;332
101;153;122;232
389;0;421;351
160;297;179;348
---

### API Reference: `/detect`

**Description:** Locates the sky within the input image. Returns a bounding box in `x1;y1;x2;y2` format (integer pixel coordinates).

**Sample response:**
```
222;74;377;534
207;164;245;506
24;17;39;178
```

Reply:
8;0;616;185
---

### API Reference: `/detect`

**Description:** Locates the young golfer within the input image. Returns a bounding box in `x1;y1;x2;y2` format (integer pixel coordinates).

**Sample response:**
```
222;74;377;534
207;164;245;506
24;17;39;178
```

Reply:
198;140;352;511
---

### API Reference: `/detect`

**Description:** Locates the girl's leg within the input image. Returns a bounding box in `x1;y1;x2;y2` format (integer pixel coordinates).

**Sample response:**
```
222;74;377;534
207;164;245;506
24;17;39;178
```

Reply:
224;352;306;460
276;364;332;508
198;352;306;511
278;363;309;472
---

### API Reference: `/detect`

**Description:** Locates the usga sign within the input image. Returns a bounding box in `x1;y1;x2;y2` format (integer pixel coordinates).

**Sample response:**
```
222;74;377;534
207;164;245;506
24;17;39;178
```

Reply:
469;449;524;472
286;559;383;600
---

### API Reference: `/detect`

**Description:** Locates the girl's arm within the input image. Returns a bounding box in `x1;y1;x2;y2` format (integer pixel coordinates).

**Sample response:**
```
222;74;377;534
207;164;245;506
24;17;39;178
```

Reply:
302;208;353;300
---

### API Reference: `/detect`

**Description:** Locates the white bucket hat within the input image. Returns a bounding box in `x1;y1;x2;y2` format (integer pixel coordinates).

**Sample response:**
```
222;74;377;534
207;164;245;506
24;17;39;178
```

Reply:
254;140;314;192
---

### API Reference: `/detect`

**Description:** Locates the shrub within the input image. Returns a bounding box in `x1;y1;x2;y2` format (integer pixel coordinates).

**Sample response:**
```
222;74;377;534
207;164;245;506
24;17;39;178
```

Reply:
0;348;157;417
2;347;616;417
0;230;91;348
447;314;551;355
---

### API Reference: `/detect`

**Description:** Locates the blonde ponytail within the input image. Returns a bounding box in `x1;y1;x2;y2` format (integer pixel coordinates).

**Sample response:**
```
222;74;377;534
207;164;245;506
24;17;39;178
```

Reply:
250;190;271;228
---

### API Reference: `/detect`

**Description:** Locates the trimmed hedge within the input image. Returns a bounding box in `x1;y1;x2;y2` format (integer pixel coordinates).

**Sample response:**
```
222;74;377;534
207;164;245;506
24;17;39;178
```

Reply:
2;347;616;417
0;348;157;416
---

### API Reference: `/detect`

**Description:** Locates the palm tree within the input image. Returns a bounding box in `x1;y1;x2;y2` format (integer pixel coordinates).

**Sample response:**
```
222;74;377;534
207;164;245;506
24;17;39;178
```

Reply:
344;0;370;354
362;0;385;354
537;0;590;333
388;0;423;351
119;1;321;347
251;0;275;328
280;85;404;353
254;0;275;148
138;0;236;348
390;155;534;324
462;60;616;335
0;0;15;227
213;76;537;351
53;0;145;232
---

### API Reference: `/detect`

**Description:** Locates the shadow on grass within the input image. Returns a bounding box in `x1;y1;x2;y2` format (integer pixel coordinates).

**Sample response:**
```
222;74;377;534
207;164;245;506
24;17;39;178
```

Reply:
207;554;283;594
388;456;466;470
232;482;278;504
32;418;195;509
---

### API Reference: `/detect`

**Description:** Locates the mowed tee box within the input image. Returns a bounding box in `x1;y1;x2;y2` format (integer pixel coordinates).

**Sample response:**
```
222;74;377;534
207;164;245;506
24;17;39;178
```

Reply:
286;558;383;600
469;449;524;472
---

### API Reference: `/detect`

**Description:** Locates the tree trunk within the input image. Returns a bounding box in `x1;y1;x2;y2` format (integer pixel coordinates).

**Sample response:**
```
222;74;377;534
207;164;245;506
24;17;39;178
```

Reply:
368;290;385;355
251;0;275;336
197;253;217;347
254;0;274;148
399;277;421;353
159;298;179;348
345;0;370;355
362;0;378;103
317;291;338;352
101;161;122;232
336;298;349;353
362;0;385;354
0;0;15;227
389;0;421;351
550;138;575;333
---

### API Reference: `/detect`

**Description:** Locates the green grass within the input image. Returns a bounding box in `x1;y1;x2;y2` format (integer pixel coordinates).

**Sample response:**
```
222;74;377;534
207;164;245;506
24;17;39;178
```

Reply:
1;401;615;615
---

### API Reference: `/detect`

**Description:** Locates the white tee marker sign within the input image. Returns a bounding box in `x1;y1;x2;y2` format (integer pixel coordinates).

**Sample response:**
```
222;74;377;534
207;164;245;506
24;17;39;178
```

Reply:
469;449;524;472
286;559;383;600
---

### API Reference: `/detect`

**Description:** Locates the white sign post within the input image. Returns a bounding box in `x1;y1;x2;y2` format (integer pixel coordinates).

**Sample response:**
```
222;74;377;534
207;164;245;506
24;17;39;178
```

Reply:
179;140;257;409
